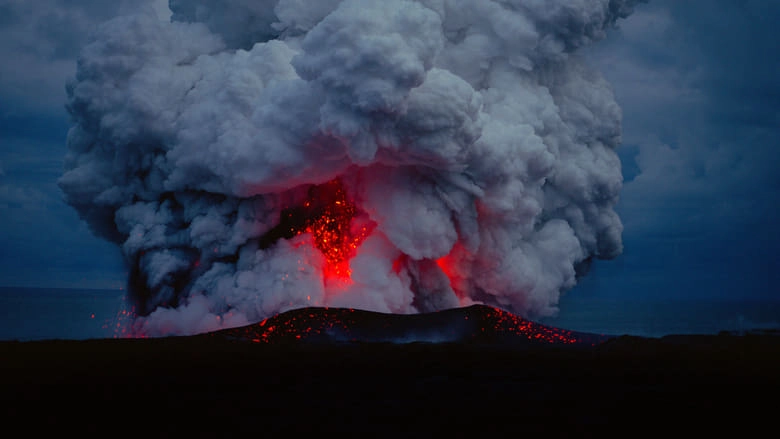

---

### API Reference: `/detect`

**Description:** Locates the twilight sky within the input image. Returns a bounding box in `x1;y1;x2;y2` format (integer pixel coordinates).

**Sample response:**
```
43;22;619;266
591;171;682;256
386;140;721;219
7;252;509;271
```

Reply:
0;0;778;306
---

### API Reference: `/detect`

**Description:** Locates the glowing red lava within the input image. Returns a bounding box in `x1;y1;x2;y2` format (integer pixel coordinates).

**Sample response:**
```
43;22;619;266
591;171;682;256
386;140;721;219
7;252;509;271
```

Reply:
210;305;610;346
108;305;146;339
298;179;372;281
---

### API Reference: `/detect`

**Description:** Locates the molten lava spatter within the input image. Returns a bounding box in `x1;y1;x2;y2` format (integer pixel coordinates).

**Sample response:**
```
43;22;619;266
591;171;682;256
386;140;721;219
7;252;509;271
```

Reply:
256;178;373;284
298;180;357;279
210;305;612;346
297;179;373;281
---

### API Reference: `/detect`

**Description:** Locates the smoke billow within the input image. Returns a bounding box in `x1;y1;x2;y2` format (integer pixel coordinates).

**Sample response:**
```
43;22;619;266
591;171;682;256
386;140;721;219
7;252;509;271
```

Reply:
59;0;638;336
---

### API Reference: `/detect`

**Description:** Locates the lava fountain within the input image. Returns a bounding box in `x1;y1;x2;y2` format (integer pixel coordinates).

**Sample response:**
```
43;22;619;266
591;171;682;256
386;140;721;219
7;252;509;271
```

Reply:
263;178;374;283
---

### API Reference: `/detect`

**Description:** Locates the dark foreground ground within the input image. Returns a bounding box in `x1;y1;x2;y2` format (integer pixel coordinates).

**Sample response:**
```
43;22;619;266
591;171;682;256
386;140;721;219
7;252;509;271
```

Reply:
2;333;779;436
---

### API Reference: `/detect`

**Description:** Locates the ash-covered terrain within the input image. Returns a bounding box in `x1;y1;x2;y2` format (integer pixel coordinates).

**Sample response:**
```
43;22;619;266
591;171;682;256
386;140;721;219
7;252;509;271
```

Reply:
209;303;611;345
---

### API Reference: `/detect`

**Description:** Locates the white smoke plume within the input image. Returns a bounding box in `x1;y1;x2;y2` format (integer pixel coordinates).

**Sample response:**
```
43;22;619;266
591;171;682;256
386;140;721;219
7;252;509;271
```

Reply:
59;0;639;336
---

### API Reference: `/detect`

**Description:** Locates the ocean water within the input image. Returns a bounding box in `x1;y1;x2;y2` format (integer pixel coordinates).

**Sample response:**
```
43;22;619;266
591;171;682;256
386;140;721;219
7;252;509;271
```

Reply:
0;287;130;341
540;295;780;338
1;287;779;341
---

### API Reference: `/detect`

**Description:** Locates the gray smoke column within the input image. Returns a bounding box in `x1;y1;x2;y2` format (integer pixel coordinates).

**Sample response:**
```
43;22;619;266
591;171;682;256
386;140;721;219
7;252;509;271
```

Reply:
59;0;639;336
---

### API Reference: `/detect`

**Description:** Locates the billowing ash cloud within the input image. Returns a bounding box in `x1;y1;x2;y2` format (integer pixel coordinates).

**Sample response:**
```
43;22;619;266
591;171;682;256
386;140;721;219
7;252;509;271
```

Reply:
59;0;638;336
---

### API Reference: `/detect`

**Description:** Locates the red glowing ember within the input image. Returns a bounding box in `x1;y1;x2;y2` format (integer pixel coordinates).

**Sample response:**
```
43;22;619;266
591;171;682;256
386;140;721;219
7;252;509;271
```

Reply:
260;178;374;283
297;179;372;280
210;305;611;346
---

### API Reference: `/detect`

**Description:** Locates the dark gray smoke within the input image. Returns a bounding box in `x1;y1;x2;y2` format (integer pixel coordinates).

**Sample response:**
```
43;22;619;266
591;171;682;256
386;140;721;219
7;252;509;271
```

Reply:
59;0;638;335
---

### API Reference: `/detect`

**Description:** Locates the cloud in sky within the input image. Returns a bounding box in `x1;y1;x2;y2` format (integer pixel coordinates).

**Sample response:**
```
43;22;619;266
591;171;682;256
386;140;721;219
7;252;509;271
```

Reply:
56;0;642;335
0;131;124;289
0;0;172;288
578;0;780;300
0;0;777;308
606;1;779;234
0;0;170;114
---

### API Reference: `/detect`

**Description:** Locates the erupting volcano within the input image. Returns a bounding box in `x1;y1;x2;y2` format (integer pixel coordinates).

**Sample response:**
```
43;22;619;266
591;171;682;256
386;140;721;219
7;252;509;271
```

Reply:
59;0;639;336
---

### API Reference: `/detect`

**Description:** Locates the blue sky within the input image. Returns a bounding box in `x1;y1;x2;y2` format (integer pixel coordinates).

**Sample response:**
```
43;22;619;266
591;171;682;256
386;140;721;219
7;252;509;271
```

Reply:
580;0;780;302
0;0;778;305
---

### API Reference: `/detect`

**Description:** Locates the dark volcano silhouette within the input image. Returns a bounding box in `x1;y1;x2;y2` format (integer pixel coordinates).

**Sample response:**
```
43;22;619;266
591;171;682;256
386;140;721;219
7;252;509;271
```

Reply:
209;304;611;346
4;307;780;436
